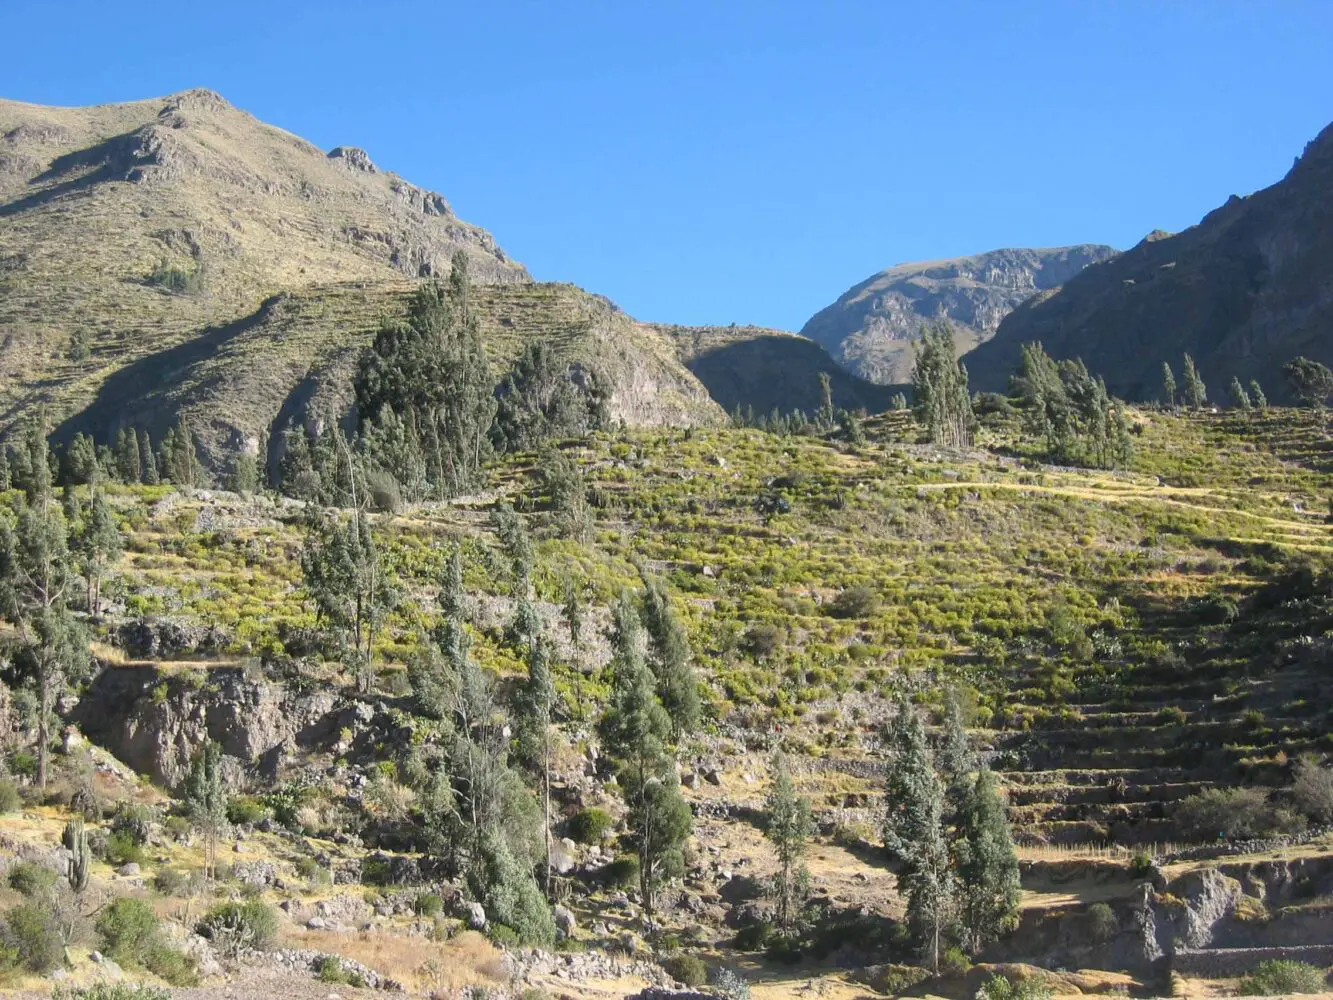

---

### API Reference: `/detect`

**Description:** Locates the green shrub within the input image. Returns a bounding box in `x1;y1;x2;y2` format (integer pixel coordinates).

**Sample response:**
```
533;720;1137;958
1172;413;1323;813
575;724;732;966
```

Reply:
295;856;332;887
198;899;278;955
53;984;173;1000
315;955;367;988
939;945;970;977
0;779;20;814
104;830;146;866
566;807;613;844
153;867;199;897
110;802;155;846
1238;960;1327;995
1174;786;1304;840
976;975;1054;1000
599;855;639;888
712;967;751;1000
1129;853;1155;878
829;585;879;619
96;897;159;960
414;892;444;917
663;953;707;987
226;796;270;826
1086;901;1118;943
7;861;58;898
733;920;772;952
1;899;63;971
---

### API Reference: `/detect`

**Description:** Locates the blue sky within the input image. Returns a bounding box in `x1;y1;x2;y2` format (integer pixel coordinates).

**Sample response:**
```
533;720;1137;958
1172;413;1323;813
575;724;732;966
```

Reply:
5;1;1332;330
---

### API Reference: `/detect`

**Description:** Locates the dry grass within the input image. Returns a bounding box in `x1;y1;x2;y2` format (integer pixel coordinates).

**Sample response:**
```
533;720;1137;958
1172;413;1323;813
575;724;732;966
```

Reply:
280;926;507;993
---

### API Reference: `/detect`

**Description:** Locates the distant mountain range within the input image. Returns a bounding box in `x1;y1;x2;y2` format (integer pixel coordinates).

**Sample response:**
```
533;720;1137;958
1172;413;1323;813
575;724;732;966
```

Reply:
800;245;1118;384
967;122;1333;400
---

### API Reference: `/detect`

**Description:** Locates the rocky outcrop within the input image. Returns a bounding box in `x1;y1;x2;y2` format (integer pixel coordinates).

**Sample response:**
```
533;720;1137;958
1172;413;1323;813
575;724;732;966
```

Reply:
801;246;1117;384
967;120;1333;400
70;664;343;788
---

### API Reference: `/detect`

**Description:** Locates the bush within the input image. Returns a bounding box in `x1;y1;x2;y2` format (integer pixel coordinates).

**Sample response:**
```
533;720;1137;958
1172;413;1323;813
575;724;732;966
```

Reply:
1238;960;1327;995
1174;786;1304;840
566;807;613;844
742;622;786;659
110;802;155;846
316;955;367;988
7;861;58;898
939;945;970;977
153;867;200;897
976;975;1054;1000
414;892;444;918
96;897;159;960
104;830;146;866
829;585;879;619
227;796;270;826
53;985;173;1000
712;968;751;1000
1291;757;1333;824
1129;853;1155;878
663;953;708;987
295;856;332;887
0;779;20;814
733;920;772;952
1;899;63;972
1086;901;1118;943
599;855;639;888
198;899;278;955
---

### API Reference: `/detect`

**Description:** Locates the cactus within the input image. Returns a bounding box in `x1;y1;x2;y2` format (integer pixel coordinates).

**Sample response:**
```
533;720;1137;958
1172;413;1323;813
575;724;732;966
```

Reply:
63;818;90;894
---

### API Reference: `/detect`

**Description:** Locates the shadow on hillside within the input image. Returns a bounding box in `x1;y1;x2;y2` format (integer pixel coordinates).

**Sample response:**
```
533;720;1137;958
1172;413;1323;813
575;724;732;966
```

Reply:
53;303;269;445
686;336;899;415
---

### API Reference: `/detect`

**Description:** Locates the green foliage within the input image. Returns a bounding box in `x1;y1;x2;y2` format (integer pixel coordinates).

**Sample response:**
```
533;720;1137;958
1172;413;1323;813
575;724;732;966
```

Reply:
0;780;18;814
1238;960;1327;995
491;340;607;452
662;953;708;987
95;897;159;962
976;974;1054;1000
911;322;975;447
1284;356;1333;408
638;569;700;739
1;899;63;971
316;955;367;987
829;584;879;619
145;261;204;296
711;967;752;1000
1011;342;1132;468
1086;901;1118;943
763;752;813;930
566;807;613;844
469;832;555;946
226;795;270;826
197;899;279;956
1181;353;1207;410
53;984;173;1000
1174;787;1304;841
954;768;1021;953
354;253;495;498
7;862;58;898
184;740;229;878
1291;757;1333;824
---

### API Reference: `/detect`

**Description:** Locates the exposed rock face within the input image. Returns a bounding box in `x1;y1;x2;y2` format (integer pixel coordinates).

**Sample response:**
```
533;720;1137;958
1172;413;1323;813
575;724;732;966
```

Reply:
967;120;1333;400
801;245;1117;384
71;664;342;788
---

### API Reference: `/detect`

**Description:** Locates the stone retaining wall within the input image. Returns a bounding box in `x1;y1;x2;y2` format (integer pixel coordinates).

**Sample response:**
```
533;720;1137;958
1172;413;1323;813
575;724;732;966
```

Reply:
1172;945;1333;977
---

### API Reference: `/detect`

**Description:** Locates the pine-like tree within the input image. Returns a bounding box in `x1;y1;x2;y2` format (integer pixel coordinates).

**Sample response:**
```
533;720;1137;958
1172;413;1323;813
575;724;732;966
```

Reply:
763;751;813;930
598;594;688;917
515;633;557;894
138;429;159;485
115;428;141;484
883;699;954;972
1284;357;1333;409
954;768;1021;953
911;323;975;447
491;340;607;452
938;689;976;823
0;419;89;789
74;490;121;615
184;740;229;881
1250;380;1268;411
1228;376;1252;411
1182;354;1208;410
816;372;836;431
638;570;700;740
1161;362;1177;409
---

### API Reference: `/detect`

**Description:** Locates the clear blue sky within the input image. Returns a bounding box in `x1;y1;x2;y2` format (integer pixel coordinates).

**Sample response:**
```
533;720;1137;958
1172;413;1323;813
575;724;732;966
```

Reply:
5;1;1332;330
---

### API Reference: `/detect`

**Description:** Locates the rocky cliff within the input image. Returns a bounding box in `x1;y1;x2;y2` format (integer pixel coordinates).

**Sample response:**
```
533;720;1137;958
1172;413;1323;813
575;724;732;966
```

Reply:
800;245;1117;384
966;121;1333;400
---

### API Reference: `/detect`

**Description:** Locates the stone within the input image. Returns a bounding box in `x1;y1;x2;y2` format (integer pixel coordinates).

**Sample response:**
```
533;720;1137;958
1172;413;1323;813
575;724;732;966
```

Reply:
681;772;700;790
553;904;577;936
704;769;722;786
465;900;487;930
117;862;141;876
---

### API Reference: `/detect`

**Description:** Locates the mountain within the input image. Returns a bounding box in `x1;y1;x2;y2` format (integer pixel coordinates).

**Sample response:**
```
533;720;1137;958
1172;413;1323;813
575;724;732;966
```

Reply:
0;89;719;466
800;245;1118;384
656;323;898;416
966;122;1333;399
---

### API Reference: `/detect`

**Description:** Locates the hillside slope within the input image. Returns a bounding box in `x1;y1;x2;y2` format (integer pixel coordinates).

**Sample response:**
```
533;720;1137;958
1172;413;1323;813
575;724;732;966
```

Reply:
967;121;1333;399
0;90;723;459
801;245;1117;384
656;323;898;415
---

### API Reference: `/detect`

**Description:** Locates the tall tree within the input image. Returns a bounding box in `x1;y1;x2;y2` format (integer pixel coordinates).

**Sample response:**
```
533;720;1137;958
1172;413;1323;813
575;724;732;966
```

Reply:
1181;354;1208;410
0;420;88;789
138;429;159;485
515;633;557;894
115;428;141;484
1228;376;1252;411
954;768;1021;953
1249;379;1268;411
355;252;496;497
763;751;813;930
598;594;689;917
638;569;700;740
491;340;607;452
883;699;953;972
74;490;121;615
1161;362;1177;409
938;689;976;823
184;740;229;881
300;507;395;693
1283;357;1333;409
816;372;836;431
911;323;975;447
